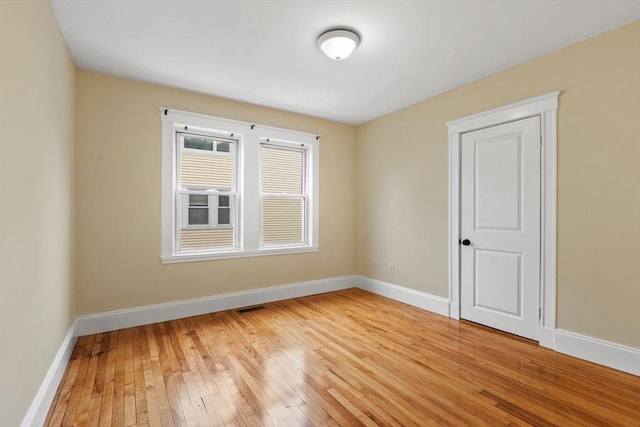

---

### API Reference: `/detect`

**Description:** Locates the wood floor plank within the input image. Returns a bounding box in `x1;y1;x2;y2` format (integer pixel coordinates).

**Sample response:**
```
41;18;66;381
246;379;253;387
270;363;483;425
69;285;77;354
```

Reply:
122;328;137;426
140;327;162;427
43;336;90;426
112;330;127;426
147;326;176;427
46;289;640;426
96;331;120;425
131;326;149;425
60;335;96;426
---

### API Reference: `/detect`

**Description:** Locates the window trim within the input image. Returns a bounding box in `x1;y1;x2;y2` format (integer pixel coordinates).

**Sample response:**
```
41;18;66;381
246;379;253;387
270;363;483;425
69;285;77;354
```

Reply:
160;107;319;263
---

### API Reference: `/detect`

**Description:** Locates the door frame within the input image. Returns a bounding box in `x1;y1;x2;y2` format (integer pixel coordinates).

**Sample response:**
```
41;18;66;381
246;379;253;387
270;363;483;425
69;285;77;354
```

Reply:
446;91;559;347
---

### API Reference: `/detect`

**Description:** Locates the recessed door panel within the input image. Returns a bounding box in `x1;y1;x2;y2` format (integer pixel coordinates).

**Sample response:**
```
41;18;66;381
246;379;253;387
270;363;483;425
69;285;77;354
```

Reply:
460;116;540;340
475;250;521;317
475;135;522;231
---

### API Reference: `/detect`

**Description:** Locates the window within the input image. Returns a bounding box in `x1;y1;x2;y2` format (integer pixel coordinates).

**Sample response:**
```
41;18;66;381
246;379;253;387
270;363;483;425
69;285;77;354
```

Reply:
260;144;306;245
161;108;319;263
177;133;237;250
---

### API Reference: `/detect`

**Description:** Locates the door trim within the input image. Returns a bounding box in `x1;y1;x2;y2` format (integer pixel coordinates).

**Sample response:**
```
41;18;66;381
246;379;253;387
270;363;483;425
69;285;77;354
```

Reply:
446;91;559;347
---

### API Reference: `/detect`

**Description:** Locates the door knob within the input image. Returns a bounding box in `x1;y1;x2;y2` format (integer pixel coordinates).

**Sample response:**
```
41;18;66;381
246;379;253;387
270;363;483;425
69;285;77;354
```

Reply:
460;239;471;246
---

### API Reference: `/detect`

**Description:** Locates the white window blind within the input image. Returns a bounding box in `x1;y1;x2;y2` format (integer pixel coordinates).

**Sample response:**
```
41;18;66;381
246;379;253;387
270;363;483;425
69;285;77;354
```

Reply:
261;146;303;193
179;228;234;248
260;145;305;245
180;153;233;188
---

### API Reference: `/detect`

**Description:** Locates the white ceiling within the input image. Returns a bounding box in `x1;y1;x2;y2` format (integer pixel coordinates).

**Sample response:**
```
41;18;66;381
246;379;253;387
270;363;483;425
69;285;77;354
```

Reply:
50;0;640;125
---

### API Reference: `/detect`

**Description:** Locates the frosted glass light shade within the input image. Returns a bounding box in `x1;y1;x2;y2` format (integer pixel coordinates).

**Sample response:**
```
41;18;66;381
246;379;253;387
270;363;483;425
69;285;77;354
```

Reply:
317;29;360;60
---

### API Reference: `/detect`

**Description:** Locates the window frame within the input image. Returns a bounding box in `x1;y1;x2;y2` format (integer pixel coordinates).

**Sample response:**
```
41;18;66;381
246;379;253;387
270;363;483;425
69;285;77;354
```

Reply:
160;107;319;263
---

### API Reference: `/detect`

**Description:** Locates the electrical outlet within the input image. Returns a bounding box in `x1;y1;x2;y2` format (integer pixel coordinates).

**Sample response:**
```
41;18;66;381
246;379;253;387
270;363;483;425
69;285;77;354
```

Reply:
373;260;378;270
388;263;395;274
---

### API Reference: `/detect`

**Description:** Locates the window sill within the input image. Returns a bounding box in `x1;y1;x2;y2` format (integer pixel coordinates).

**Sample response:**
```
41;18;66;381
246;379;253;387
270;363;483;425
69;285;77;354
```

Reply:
160;245;319;264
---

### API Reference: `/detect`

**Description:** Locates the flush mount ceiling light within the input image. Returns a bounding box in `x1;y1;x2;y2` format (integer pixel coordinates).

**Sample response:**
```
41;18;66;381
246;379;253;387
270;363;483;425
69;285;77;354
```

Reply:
317;28;360;60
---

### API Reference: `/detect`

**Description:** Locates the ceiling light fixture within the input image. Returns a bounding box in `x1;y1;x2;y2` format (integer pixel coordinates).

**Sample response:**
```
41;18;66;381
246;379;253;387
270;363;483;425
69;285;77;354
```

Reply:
317;28;360;61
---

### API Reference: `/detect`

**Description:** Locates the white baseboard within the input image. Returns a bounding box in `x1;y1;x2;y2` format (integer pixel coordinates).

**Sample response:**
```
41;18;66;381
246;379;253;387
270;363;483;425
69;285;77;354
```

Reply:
77;275;357;336
538;326;555;349
538;327;638;376
77;275;452;337
21;320;78;427
449;302;460;320
355;276;450;317
553;329;640;376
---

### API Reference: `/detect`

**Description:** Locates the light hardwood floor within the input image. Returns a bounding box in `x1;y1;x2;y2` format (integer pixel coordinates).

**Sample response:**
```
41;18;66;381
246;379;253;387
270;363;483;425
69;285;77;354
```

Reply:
46;289;640;426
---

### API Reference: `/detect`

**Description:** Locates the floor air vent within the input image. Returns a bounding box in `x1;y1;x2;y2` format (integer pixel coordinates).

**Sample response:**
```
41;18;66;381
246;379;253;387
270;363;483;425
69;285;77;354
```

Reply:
237;305;265;313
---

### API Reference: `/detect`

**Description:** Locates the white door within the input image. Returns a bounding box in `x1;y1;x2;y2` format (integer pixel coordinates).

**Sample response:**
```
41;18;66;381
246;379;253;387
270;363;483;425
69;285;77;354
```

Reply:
460;116;541;340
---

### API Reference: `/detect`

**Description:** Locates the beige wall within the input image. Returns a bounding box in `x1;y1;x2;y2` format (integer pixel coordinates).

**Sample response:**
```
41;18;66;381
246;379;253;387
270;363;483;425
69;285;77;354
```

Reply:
356;22;640;348
0;1;76;425
75;71;356;315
